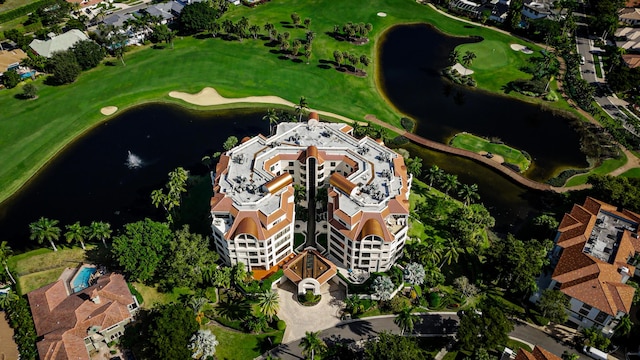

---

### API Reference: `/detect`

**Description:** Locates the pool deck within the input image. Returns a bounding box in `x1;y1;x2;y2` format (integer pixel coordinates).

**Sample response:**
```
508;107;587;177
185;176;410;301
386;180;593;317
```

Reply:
58;267;76;295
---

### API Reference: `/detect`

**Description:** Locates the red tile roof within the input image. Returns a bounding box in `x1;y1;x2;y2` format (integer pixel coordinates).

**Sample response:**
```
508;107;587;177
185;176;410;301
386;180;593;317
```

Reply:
551;198;639;316
27;273;136;360
515;346;562;360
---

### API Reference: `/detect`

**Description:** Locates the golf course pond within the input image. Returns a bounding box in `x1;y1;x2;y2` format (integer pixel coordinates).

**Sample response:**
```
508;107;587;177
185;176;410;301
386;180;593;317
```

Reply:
0;24;589;249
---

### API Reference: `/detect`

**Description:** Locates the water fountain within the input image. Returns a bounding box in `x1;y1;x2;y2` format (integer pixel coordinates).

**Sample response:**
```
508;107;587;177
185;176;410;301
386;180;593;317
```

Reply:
125;151;143;169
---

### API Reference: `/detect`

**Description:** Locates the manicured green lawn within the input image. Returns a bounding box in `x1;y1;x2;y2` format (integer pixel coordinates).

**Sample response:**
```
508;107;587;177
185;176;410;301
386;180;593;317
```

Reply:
565;153;628;186
7;245;90;294
621;168;640;178
8;246;88;276
450;133;530;172
130;282;194;309
0;0;580;205
207;325;284;360
0;0;37;14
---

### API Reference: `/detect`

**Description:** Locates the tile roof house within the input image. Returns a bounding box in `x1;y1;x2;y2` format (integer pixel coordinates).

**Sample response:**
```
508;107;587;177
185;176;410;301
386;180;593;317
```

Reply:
544;197;640;337
514;346;562;360
619;7;640;26
622;54;640;69
615;27;640;52
27;273;139;360
29;29;89;58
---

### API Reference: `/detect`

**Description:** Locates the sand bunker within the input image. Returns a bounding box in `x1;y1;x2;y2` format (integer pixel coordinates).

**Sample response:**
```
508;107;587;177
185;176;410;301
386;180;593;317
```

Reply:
510;44;533;54
100;106;118;115
452;63;474;75
0;313;20;360
377;12;387;17
169;87;357;124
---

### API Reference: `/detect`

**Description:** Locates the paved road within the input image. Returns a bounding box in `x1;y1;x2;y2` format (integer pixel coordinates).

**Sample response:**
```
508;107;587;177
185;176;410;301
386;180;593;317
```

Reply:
574;12;640;136
264;314;585;360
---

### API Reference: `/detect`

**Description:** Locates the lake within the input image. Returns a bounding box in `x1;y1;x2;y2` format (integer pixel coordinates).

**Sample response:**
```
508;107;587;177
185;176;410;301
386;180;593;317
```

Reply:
0;24;589;249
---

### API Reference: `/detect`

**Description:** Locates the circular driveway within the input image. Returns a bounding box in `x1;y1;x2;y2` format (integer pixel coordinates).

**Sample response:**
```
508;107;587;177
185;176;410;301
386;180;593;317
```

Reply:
276;279;346;343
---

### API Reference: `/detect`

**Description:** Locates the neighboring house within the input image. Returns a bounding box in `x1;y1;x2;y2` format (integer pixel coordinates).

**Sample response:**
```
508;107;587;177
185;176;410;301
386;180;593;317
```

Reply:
513;346;562;360
102;13;135;28
622;54;640;68
27;272;139;360
490;2;510;23
29;29;89;58
521;0;565;21
0;48;27;76
143;3;177;24
448;0;483;19
539;197;639;337
615;27;640;52
210;114;412;278
619;7;640;26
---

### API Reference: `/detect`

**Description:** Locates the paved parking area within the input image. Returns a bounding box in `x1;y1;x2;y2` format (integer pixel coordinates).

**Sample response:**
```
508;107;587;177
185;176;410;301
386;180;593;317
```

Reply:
276;279;346;343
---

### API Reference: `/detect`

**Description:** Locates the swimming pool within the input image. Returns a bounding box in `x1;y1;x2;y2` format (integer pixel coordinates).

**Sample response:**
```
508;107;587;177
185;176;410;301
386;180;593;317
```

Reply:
71;266;97;293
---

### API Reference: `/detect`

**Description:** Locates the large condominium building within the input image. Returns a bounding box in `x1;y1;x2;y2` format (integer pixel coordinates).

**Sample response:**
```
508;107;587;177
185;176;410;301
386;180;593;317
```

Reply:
543;197;640;336
210;114;412;276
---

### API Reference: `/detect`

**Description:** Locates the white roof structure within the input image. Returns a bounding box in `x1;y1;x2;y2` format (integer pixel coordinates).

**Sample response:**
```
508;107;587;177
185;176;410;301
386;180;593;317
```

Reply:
29;29;89;58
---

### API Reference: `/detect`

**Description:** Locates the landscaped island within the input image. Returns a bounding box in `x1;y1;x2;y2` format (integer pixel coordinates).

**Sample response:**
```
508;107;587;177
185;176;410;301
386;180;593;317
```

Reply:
0;0;577;205
450;133;531;173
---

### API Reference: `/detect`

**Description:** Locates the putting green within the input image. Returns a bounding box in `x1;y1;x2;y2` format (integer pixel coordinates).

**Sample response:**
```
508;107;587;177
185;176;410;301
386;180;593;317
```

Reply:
457;40;510;70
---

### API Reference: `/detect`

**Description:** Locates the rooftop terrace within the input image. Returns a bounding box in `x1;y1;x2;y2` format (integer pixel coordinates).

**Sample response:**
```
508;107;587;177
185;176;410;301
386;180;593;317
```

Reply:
217;120;405;216
585;210;639;263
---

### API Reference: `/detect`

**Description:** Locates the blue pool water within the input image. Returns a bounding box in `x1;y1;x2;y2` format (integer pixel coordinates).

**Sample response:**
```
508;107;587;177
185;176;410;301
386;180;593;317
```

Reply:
20;71;35;79
72;266;97;293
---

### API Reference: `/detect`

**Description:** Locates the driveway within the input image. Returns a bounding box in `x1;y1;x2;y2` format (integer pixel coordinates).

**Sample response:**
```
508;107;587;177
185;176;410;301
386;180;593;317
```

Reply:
276;279;346;343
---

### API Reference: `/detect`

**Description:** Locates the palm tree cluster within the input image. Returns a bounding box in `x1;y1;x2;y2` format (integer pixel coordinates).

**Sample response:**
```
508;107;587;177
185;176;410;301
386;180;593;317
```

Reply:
151;167;189;223
425;165;480;205
333;22;373;42
332;50;370;74
28;217;112;252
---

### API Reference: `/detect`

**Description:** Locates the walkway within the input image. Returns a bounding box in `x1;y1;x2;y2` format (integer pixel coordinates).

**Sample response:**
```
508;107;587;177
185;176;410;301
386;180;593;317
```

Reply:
276;280;345;343
363;115;588;193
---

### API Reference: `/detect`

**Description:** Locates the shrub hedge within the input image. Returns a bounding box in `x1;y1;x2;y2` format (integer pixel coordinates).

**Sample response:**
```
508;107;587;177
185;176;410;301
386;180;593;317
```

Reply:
0;0;55;24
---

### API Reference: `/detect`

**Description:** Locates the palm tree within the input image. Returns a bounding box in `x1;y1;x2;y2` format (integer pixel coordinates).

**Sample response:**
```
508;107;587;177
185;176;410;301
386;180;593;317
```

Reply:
458;183;480;206
258;290;280;321
0;241;16;284
406;156;423;177
344;294;363;315
448;49;460;66
394;306;421;335
232;262;248;285
29;217;61;251
305;30;315;44
293;184;307;204
462;51;476;75
88;221;112;248
441;174;460;195
426;165;443;188
299;331;326;360
295;96;309;121
263;108;280;135
304;18;311;29
440;239;461;268
614;315;632;337
65;222;88;250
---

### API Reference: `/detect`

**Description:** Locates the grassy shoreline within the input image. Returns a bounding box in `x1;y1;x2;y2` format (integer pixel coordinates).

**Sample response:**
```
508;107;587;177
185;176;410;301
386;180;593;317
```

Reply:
0;0;584;205
450;132;531;172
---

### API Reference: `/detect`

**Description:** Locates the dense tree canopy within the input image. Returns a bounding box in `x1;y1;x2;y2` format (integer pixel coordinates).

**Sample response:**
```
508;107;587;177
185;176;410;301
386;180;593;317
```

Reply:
48;50;81;85
111;219;173;283
457;302;514;351
485;234;551;295
159;225;218;289
587;175;640;213
179;2;221;34
537;289;569;324
146;304;199;359
363;332;425;360
71;40;105;70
